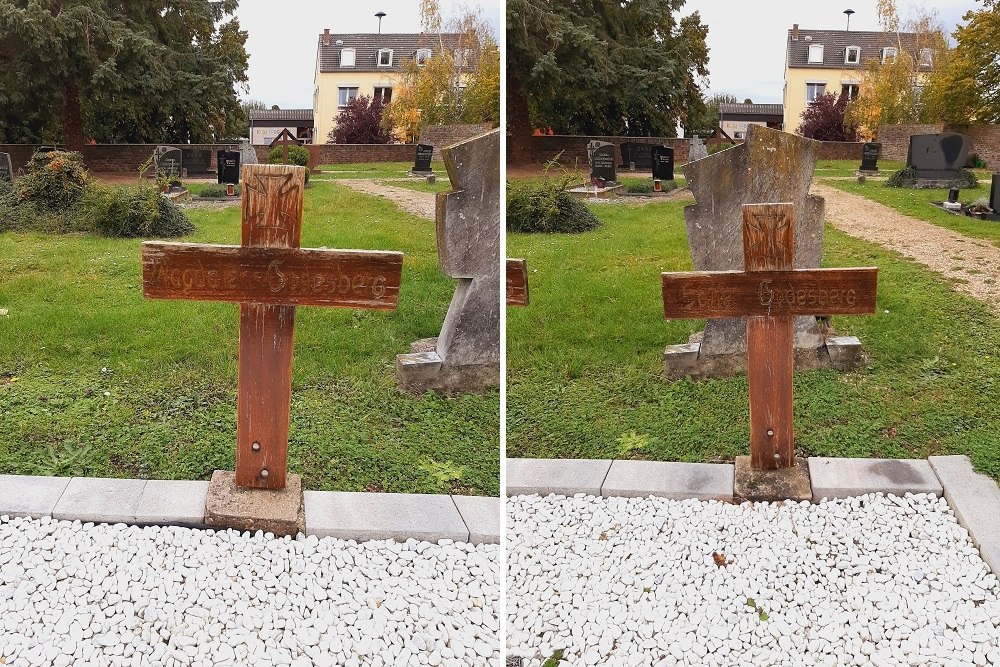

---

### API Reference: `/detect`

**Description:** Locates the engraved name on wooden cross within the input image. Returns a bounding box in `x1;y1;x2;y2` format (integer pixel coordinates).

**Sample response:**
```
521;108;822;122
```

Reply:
661;203;878;470
142;163;403;489
506;258;529;306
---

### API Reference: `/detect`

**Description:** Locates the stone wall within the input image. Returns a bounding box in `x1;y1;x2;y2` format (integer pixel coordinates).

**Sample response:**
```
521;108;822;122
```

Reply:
816;142;866;160
877;123;1000;166
876;124;946;161
418;123;494;154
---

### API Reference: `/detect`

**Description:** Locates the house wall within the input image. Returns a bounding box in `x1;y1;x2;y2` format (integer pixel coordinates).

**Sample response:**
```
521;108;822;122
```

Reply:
315;71;403;141
783;65;863;131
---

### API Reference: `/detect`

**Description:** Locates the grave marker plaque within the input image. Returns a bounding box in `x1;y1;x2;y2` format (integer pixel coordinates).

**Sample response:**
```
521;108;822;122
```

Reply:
652;146;675;181
240;139;259;166
0;152;12;183
412;144;434;174
662;203;877;470
142;164;403;490
154;146;183;177
506;258;529;306
217;151;241;185
588;141;617;183
182;148;212;175
907;133;971;179
860;142;881;172
619;142;653;170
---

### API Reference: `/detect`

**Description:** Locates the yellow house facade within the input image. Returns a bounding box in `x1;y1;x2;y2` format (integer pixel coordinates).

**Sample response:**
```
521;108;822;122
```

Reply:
313;30;469;143
783;25;930;133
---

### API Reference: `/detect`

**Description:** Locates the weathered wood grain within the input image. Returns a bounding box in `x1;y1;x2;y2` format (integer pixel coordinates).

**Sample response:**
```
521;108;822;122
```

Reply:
141;243;403;309
661;268;878;319
743;203;794;272
506;258;529;306
747;316;795;469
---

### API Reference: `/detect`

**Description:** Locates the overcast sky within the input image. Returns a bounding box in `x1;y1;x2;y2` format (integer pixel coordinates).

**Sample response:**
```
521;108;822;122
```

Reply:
234;0;978;109
686;0;979;103
234;0;503;109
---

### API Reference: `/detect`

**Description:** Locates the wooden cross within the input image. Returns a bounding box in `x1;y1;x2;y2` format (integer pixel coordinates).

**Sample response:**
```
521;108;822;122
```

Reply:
141;164;403;489
269;129;299;165
506;258;529;306
661;203;877;470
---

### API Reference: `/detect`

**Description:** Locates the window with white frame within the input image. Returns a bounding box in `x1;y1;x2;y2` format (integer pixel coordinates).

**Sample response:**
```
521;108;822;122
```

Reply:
377;49;393;67
881;47;897;64
841;83;860;100
806;82;826;103
415;48;432;65
808;44;824;64
919;48;933;66
845;46;860;64
338;87;359;107
340;48;356;67
374;87;392;104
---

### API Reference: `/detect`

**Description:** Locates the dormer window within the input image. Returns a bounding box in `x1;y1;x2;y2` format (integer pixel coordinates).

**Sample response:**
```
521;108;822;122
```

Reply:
340;48;356;68
845;46;860;64
807;44;824;64
919;48;933;66
415;48;432;66
377;49;393;67
881;47;897;64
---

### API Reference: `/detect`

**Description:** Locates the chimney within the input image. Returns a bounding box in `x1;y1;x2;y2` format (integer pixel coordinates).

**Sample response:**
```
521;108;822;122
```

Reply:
323;29;330;46
792;24;799;41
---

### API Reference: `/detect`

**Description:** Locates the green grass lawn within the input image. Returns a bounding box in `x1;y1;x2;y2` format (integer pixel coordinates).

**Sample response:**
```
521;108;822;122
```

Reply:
313;161;446;179
0;179;499;495
822;178;1000;247
507;200;1000;480
813;158;906;178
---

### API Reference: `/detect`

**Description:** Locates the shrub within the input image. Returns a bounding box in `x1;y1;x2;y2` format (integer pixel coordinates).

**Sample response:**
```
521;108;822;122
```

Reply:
707;142;736;155
15;149;89;210
196;184;241;198
87;185;194;238
797;93;859;141
267;144;310;167
329;96;394;144
886;167;978;189
0;178;12;198
507;178;601;233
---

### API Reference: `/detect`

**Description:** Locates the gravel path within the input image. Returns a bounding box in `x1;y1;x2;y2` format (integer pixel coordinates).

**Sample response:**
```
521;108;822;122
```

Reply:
813;182;1000;313
327;179;436;220
508;493;1000;667
0;516;499;667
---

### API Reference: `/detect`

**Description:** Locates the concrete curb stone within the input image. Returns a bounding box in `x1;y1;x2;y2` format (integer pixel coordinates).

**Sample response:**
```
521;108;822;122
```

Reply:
52;477;147;524
506;458;612;497
601;460;734;500
304;491;470;543
929;455;1000;575
0;475;71;518
808;457;942;501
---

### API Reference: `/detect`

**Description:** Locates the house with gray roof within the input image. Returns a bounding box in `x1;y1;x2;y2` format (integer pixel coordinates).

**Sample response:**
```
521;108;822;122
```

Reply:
248;108;315;146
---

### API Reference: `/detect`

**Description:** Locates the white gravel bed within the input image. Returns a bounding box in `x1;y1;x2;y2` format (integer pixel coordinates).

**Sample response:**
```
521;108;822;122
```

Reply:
0;515;499;667
508;493;1000;667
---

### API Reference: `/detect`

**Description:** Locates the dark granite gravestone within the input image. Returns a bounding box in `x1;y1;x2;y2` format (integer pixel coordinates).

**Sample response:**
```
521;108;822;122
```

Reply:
619;142;653;170
217;151;241;185
860;142;881;173
991;174;1000;213
588;141;617;183
182;148;212;175
412;144;434;175
652;146;675;181
0;152;12;183
154;146;183;177
907;133;971;180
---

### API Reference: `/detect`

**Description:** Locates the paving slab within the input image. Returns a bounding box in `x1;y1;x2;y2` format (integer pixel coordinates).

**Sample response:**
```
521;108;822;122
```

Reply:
735;456;812;502
601;461;734;500
808;457;942;501
507;458;611;497
929;455;1000;575
0;475;71;518
204;470;304;537
304;491;469;543
452;495;502;544
135;480;209;526
52;477;147;524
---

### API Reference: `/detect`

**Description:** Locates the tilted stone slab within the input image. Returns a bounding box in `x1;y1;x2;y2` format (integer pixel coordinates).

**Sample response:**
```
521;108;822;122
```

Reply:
452;494;502;544
929;455;1000;576
601;460;734;500
808;457;942;501
304;491;469;543
506;458;612;497
0;475;71;518
52;477;147;524
135;479;210;526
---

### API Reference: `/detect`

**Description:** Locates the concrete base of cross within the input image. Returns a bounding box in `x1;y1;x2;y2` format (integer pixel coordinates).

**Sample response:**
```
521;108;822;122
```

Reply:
734;456;812;503
664;335;866;381
395;337;499;395
204;470;305;537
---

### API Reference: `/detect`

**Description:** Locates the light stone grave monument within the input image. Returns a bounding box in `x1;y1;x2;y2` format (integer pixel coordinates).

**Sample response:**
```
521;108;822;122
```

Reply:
396;129;500;394
141;163;403;535
664;124;868;380
662;202;878;499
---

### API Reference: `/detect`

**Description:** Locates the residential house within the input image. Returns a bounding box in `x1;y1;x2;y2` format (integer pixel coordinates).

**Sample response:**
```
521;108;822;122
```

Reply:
248;109;315;146
783;24;933;133
718;103;784;138
313;30;473;143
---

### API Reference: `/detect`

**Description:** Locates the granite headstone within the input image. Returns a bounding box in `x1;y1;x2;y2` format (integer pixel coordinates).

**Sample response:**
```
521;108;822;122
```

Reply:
619;142;653;170
652;146;675;181
412;144;434;174
240;140;259;166
588;141;617;183
182;148;212;175
860;142;881;172
0;152;12;183
689;136;708;161
154;146;183;177
217;151;241;185
907;133;971;180
991;174;1000;213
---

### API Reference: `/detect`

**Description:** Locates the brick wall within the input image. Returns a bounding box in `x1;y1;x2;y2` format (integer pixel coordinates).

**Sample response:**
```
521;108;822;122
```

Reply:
521;135;691;168
418;123;494;154
260;143;417;167
946;124;1000;168
876;124;946;161
876;124;1000;166
817;142;866;160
